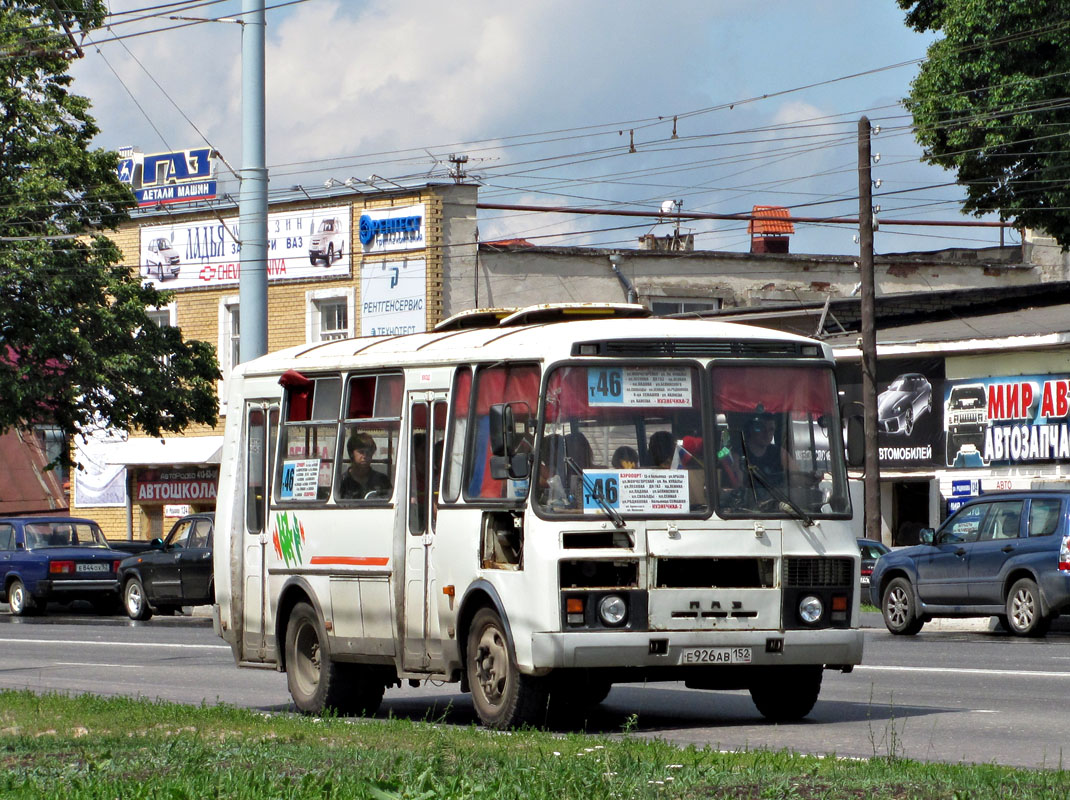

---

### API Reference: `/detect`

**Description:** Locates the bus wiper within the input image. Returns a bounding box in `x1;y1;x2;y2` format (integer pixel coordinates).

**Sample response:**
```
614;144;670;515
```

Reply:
745;465;814;527
564;456;627;529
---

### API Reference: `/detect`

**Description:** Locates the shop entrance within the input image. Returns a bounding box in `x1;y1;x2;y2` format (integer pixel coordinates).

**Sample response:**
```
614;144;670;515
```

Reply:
892;481;930;546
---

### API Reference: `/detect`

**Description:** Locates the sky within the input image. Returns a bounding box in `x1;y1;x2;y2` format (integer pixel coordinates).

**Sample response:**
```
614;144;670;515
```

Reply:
68;0;1010;257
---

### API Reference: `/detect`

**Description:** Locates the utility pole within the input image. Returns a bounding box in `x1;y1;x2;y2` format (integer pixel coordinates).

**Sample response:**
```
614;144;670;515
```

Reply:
238;0;268;363
858;117;881;543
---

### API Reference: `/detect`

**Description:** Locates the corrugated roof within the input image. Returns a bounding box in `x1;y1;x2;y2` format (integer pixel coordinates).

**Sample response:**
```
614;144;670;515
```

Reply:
748;205;795;236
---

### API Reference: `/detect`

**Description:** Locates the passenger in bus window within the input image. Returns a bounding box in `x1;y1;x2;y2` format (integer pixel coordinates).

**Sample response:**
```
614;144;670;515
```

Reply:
612;445;638;469
648;430;676;468
339;431;392;499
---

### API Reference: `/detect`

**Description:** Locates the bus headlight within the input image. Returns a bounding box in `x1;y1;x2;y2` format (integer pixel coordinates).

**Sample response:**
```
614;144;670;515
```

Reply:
598;594;627;626
798;595;823;624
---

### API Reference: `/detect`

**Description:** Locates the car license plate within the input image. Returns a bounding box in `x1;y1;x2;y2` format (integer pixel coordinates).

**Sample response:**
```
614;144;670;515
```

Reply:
861;576;871;585
76;563;108;573
680;647;752;665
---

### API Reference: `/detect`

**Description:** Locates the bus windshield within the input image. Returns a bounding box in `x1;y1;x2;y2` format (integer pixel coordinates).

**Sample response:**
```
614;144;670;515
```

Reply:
535;362;850;519
711;364;849;518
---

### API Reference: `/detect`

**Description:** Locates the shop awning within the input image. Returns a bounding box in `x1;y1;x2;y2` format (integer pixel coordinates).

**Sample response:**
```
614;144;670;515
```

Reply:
103;436;224;467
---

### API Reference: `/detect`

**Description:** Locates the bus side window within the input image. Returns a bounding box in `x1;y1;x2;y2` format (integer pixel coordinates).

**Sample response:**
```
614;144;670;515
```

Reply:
464;363;540;501
277;373;341;503
442;367;471;503
335;373;403;503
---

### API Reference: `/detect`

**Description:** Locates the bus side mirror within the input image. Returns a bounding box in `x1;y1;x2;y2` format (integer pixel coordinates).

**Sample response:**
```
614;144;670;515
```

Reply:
846;415;865;467
488;403;531;481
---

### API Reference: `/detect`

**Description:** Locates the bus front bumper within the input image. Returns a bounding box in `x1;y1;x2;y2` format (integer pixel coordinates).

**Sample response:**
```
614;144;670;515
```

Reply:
530;627;864;670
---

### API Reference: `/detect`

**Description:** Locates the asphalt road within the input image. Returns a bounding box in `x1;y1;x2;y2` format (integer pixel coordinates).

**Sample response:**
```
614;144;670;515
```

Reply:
1;606;1069;769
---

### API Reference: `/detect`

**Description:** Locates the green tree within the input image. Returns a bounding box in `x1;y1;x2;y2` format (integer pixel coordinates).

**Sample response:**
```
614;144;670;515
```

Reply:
0;1;218;466
898;0;1070;246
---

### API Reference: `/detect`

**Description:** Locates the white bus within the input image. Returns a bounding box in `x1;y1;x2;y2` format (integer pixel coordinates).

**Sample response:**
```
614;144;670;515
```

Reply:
214;303;863;728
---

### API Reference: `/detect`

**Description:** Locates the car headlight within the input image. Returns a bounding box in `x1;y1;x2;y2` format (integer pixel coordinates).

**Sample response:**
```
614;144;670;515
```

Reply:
598;594;627;626
798;595;823;624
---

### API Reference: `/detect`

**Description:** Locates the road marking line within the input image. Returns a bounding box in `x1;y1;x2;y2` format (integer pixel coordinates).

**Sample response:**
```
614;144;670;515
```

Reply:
53;662;139;668
857;664;1070;679
0;638;229;650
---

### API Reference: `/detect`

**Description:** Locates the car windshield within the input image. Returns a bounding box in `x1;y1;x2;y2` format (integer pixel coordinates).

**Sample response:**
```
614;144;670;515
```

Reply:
319;220;335;232
950;388;985;408
24;522;109;549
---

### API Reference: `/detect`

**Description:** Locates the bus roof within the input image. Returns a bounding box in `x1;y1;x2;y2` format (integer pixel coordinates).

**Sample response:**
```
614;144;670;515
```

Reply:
236;308;832;379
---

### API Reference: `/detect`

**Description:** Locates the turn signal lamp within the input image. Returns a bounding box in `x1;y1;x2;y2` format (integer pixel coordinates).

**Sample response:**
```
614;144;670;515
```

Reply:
1060;534;1070;572
566;597;585;626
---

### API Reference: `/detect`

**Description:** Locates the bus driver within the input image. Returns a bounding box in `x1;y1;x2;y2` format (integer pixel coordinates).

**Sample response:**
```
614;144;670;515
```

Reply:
339;431;392;499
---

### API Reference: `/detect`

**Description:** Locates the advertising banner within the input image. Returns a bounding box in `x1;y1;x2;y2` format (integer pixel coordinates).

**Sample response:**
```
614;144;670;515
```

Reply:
944;373;1070;468
118;146;217;207
138;206;350;289
837;358;945;468
358;204;426;254
135;467;219;504
361;259;427;336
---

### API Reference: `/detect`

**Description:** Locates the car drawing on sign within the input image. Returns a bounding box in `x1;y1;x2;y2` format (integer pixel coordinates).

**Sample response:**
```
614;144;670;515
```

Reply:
870;491;1070;637
118;513;214;620
877;373;932;436
144;237;181;280
945;383;988;466
0;517;131;616
309;218;345;265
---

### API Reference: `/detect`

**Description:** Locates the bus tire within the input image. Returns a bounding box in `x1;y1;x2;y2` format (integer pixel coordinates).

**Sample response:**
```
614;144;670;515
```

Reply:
466;607;548;729
749;666;823;722
285;601;349;714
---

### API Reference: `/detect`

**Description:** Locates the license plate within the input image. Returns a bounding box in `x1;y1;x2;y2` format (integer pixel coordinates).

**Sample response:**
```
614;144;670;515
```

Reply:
680;647;752;665
861;576;871;585
76;563;108;573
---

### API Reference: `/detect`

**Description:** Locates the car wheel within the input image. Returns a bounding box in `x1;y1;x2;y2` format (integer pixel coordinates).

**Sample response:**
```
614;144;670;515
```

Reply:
285;601;352;715
309;254;317;266
326;243;334;264
750;666;823;722
7;579;35;616
882;577;924;635
904;408;914;436
466;607;548;729
1006;578;1050;637
124;577;153;621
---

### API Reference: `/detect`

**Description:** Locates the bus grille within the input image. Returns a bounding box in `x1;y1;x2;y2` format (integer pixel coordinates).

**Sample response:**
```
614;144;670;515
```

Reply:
783;557;852;588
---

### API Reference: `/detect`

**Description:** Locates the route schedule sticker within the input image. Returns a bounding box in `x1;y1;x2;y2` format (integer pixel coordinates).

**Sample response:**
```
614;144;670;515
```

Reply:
582;469;689;514
587;366;692;407
280;460;321;500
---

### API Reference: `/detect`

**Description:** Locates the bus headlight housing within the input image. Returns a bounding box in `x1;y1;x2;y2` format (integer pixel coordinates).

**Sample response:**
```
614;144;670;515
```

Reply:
598;594;627;626
798;595;823;624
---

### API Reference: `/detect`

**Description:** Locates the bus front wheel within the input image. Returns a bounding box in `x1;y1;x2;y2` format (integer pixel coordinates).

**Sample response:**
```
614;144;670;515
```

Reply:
466;607;548;729
749;665;823;721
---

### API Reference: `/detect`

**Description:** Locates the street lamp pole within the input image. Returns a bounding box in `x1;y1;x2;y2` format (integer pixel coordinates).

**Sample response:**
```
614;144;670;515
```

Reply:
238;0;268;364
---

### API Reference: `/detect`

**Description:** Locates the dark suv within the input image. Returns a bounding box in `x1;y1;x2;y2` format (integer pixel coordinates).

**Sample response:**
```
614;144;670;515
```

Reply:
871;491;1070;636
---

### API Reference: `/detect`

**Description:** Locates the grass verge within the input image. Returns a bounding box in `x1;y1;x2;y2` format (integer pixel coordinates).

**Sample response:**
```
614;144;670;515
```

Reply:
0;690;1066;799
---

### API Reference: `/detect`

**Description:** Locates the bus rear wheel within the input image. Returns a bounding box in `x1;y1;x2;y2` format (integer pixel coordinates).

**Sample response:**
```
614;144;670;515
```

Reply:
749;666;823;722
466;607;548;729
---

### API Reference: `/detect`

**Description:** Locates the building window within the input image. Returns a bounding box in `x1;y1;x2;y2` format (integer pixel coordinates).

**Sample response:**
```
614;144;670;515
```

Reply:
317;299;348;341
230;306;241;369
306;288;354;343
649;297;721;316
218;296;241;415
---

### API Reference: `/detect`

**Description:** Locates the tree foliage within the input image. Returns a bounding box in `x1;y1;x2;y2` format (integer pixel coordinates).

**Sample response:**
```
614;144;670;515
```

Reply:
0;1;218;465
898;0;1070;247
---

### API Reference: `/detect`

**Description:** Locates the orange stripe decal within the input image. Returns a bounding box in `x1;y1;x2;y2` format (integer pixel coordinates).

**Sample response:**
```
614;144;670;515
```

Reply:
308;556;390;566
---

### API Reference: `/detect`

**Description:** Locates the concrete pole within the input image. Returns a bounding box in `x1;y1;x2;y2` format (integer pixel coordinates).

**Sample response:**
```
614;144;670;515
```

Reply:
238;0;268;363
858;117;882;543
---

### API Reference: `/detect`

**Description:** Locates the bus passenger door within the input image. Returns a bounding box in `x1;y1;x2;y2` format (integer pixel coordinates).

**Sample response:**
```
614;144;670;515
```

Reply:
242;402;278;662
402;395;447;672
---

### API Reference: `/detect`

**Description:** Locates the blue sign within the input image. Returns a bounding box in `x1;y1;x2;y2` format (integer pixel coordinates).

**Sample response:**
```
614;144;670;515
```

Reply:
358;213;423;245
951;479;979;496
581;471;620;511
587;368;623;405
136;180;217;206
